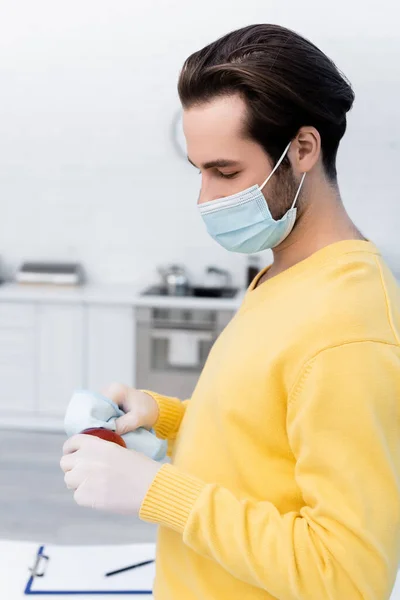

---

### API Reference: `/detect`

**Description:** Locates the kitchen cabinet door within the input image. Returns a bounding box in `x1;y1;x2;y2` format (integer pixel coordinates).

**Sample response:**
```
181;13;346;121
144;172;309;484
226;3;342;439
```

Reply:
86;305;134;391
0;303;36;413
37;304;84;416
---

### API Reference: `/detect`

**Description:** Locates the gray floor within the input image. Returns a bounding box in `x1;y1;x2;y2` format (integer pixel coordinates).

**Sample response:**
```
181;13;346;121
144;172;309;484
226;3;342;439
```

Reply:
0;429;158;545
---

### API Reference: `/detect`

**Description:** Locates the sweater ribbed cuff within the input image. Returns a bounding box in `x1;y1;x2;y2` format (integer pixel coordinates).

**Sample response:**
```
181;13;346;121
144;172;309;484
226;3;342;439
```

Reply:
139;464;205;533
140;391;185;440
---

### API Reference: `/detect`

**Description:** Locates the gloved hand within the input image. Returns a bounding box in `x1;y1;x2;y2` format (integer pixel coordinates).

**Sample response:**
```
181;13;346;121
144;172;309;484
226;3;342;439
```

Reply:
102;383;159;435
60;433;162;514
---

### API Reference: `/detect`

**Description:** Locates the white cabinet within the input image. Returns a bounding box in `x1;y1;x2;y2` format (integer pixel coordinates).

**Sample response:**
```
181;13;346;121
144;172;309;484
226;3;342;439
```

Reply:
0;303;36;413
86;305;134;391
0;302;36;328
0;298;135;426
37;304;85;416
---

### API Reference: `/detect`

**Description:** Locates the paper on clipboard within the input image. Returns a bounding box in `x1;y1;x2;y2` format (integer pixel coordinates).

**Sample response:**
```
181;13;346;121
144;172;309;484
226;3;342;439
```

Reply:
25;543;156;595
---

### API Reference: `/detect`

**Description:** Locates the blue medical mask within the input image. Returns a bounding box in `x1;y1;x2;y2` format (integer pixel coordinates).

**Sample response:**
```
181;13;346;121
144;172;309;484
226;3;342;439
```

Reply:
198;142;306;253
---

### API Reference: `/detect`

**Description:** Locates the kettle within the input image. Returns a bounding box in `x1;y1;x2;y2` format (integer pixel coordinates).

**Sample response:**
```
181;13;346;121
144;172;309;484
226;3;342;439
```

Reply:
158;264;190;296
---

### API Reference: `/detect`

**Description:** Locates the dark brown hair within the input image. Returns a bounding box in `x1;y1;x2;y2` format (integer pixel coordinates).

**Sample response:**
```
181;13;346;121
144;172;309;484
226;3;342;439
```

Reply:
178;24;355;180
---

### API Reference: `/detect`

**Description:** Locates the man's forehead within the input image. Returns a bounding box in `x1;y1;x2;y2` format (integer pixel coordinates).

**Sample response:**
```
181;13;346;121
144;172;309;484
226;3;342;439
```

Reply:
183;95;247;138
183;95;248;166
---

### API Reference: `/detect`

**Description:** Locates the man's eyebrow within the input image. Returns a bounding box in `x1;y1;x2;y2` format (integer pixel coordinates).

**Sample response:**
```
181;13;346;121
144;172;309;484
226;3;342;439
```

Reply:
187;156;241;170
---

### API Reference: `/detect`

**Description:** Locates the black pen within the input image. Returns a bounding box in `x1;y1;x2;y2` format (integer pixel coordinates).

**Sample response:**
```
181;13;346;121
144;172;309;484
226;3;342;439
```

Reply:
105;559;155;577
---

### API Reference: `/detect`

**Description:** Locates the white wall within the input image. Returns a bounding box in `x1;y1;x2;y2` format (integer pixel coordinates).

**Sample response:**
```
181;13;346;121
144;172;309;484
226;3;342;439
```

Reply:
0;0;399;285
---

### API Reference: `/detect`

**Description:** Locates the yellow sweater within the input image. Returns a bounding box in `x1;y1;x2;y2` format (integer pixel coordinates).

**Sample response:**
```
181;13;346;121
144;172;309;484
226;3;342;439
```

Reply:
140;240;400;600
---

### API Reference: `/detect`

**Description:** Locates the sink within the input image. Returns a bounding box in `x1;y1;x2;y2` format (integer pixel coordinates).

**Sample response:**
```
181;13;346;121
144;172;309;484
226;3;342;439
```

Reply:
141;285;239;299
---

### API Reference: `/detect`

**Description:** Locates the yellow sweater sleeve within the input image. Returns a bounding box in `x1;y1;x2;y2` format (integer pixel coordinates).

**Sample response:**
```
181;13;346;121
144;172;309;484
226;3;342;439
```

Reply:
140;341;400;599
141;391;189;456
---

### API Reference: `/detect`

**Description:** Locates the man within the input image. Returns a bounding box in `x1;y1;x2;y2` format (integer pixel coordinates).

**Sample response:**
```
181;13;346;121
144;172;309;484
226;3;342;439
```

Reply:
61;24;400;599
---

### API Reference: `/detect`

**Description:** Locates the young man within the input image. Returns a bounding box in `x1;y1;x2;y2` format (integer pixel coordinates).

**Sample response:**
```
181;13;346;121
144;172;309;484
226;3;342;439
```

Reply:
61;24;400;599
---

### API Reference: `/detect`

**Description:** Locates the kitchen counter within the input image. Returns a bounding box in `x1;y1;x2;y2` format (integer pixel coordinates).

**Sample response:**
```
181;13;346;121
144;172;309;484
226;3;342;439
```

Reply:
0;282;245;310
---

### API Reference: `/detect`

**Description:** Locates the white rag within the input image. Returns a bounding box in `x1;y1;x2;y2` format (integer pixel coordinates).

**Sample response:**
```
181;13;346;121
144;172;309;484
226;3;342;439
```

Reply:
64;390;167;461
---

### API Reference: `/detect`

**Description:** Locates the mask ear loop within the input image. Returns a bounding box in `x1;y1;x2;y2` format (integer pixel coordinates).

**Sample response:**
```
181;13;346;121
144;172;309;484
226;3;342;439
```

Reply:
259;141;307;210
259;142;292;191
290;172;307;209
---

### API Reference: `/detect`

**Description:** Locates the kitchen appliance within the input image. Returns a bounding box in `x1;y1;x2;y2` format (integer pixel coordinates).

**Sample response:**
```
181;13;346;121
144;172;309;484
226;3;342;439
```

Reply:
157;264;190;296
135;306;233;398
16;262;84;286
202;266;232;290
141;284;238;299
144;265;238;299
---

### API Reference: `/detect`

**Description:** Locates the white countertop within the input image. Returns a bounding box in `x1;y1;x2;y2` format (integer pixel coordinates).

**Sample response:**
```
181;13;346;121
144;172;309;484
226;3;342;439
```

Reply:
0;282;244;311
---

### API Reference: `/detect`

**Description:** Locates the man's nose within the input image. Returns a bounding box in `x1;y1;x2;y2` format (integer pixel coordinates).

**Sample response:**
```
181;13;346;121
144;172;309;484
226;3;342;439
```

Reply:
197;184;225;205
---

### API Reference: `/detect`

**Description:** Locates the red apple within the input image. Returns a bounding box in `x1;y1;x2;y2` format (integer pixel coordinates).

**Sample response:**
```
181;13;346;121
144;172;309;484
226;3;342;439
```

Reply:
81;427;126;448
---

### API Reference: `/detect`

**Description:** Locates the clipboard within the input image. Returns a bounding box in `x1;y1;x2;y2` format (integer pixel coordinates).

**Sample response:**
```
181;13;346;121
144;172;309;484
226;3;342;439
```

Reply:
24;543;156;595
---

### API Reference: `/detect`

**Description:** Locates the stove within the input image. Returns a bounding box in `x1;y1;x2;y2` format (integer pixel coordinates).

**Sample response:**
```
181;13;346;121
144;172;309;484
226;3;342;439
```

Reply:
141;285;239;299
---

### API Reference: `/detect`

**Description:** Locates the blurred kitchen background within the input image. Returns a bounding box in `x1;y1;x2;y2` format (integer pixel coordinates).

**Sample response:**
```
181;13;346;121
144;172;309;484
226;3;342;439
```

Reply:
0;0;399;549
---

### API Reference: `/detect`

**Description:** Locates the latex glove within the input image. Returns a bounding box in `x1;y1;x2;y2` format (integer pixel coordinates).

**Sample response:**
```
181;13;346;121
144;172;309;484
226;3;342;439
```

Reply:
102;383;159;434
60;434;162;515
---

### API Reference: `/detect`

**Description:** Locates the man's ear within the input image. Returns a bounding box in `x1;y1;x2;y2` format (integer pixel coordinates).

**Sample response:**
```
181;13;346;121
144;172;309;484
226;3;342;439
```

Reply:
289;126;321;175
